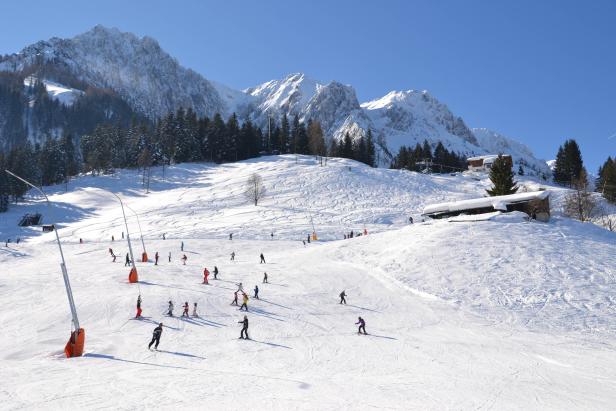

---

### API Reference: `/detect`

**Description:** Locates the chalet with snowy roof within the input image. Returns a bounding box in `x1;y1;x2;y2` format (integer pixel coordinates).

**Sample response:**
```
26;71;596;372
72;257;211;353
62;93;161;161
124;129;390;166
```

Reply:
467;154;512;171
422;190;550;222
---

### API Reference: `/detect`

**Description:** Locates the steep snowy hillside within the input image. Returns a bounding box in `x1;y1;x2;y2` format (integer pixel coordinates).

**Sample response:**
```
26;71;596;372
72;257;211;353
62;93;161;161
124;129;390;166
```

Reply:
1;156;615;409
24;76;84;106
0;25;226;119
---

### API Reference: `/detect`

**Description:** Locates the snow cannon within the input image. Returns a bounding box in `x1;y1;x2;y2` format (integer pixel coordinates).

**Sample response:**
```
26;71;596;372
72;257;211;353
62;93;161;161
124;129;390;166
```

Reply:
129;267;139;283
64;328;85;358
141;252;148;262
312;232;318;241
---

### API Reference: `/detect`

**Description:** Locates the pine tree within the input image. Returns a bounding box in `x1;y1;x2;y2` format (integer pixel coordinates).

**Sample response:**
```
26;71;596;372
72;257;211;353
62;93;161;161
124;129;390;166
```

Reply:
553;139;583;186
597;156;616;203
518;165;524;176
307;119;326;156
366;129;376;167
486;154;519;196
280;114;290;154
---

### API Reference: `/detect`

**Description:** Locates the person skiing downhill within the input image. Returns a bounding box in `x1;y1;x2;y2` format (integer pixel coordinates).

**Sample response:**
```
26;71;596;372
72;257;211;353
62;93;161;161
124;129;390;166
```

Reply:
237;282;244;293
239;293;249;311
356;316;367;335
203;267;210;284
155;251;159;265
262;272;268;284
231;291;239;306
192;302;198;317
254;285;259;299
339;291;347;304
136;294;142;318
230;251;235;261
260;253;266;264
182;302;189;317
213;266;219;280
148;323;163;350
168;252;171;263
181;254;187;265
167;301;174;317
125;253;130;267
238;315;249;339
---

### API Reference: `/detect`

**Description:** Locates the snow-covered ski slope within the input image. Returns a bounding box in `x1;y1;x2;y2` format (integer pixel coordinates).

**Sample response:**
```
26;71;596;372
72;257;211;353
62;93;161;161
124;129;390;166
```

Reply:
1;156;615;410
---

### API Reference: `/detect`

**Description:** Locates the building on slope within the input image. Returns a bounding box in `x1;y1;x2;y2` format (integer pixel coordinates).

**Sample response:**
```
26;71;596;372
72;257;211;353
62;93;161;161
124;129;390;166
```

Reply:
467;154;512;172
422;190;550;222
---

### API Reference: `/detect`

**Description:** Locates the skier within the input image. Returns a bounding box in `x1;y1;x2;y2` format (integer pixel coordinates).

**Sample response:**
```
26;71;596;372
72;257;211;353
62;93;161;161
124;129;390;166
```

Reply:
155;251;159;265
339;290;347;305
136;294;142;318
302;240;306;247
230;251;235;261
363;228;368;235
192;302;198;317
168;251;171;263
181;241;184;251
270;232;274;240
229;233;233;240
231;291;239;306
260;253;266;264
79;238;83;244
182;302;189;317
254;285;259;299
109;248;117;262
213;266;219;280
307;234;311;244
167;301;174;317
237;282;244;293
162;233;166;240
356;316;367;335
148;323;163;350
203;267;210;284
238;315;249;339
125;253;131;267
112;235;115;242
122;232;124;239
181;254;187;265
262;272;268;284
239;293;249;311
409;216;413;224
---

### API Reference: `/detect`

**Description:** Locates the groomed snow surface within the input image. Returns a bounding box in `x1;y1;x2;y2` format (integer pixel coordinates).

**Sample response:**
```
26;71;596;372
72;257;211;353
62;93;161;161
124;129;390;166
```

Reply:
1;156;615;410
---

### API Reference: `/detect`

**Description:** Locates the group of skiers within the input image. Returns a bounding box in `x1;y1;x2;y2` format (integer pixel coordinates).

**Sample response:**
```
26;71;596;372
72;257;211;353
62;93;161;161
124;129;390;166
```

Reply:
343;228;368;240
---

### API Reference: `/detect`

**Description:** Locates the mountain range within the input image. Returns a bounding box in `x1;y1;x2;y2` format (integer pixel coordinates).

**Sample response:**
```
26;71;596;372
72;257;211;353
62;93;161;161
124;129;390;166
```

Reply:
0;25;550;175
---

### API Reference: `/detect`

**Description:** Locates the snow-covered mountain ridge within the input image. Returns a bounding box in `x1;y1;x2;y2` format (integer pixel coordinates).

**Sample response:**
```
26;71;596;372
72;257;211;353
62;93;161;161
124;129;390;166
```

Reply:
0;26;549;175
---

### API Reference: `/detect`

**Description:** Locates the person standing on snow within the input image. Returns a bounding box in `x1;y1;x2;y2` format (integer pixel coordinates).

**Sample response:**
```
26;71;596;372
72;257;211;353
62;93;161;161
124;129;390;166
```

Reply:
236;282;244;293
254;285;259;299
192;302;198;317
136;294;142;318
229;233;233;240
262;272;268;284
238;315;249;339
181;241;184;251
181;254;187;265
167;301;174;317
203;267;210;284
125;253;130;267
155;251;159;265
112;235;114;242
239;293;249;311
182;302;189;317
260;253;266;264
213;266;219;280
148;323;163;350
231;291;239;306
339;291;347;305
230;251;235;261
168;251;171;263
356;317;367;335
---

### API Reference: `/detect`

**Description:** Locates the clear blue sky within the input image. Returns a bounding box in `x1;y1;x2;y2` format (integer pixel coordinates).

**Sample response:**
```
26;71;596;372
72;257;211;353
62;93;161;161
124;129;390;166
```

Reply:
1;0;614;171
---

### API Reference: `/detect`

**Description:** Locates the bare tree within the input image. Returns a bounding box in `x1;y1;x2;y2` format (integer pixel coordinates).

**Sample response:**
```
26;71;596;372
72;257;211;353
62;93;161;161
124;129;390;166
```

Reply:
245;173;266;206
564;169;597;222
595;206;616;231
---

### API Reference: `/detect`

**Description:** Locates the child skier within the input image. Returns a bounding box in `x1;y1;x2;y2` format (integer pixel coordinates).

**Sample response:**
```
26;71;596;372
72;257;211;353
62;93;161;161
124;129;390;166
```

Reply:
182;302;189;317
239;293;249;311
167;301;174;317
254;285;259;299
356;316;367;335
262;272;268;284
136;294;142;318
238;315;249;339
230;251;235;261
192;302;198;317
148;323;163;350
231;291;239;306
203;267;210;284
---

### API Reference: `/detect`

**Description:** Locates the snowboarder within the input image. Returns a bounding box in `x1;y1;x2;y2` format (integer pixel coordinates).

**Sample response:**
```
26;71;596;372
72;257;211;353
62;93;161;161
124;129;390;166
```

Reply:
203;267;210;284
230;251;235;261
356;316;367;335
231;291;239;306
213;266;219;280
136;294;142;318
260;253;266;264
229;233;233;240
125;253;131;267
238;315;249;339
181;254;187;265
181;241;184;251
167;301;174;317
155;251;159;265
182;302;189;317
339;290;347;305
254;285;259;299
192;302;198;317
239;293;249;311
168;251;171;263
262;272;268;284
148;323;163;350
